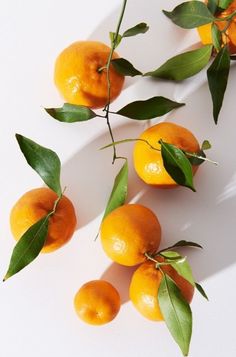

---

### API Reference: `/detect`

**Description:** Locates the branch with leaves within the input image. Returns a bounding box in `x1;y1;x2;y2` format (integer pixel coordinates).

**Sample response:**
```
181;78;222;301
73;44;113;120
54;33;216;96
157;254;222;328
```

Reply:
146;0;235;124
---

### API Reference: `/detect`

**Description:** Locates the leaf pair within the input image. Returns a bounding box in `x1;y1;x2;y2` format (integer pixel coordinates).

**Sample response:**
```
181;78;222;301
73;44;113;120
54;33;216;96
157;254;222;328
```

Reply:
4;135;63;281
109;22;149;48
46;96;185;122
156;242;208;355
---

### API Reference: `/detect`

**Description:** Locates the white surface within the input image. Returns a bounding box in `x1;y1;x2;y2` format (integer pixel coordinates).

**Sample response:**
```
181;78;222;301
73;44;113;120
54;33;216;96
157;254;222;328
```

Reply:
0;0;236;356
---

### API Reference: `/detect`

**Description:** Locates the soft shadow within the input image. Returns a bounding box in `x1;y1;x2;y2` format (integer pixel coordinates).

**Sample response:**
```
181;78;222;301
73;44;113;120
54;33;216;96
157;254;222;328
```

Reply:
61;120;146;229
100;263;136;304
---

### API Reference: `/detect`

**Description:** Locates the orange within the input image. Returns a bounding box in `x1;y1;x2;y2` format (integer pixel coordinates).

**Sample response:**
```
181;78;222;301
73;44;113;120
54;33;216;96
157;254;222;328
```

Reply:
129;260;194;321
133;122;200;188
198;0;236;54
100;204;161;266
54;41;125;108
10;187;77;253
74;280;120;325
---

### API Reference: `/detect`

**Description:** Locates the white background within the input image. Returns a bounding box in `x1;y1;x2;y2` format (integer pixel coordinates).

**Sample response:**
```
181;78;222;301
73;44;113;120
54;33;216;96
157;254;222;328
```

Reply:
0;0;236;356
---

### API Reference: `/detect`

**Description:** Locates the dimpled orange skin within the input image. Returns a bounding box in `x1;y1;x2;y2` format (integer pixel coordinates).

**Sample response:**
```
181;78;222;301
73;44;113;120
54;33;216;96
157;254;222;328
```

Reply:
54;41;125;109
74;280;121;325
198;0;236;54
10;187;77;253
133;122;200;188
129;260;194;321
100;204;161;266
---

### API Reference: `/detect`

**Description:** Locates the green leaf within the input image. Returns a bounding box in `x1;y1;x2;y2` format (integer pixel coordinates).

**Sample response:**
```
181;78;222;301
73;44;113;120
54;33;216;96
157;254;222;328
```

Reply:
122;22;149;37
207;0;219;14
103;160;128;220
207;45;230;124
201;140;212;151
116;97;185;120
111;58;142;77
45;103;97;123
195;282;209;300
218;0;234;9
158;273;192;356
187;149;206;166
3;216;49;281
16;134;62;196
170;240;203;249
145;45;213;81
161;251;195;286
211;23;222;52
163;1;215;29
109;32;122;48
160;140;196;191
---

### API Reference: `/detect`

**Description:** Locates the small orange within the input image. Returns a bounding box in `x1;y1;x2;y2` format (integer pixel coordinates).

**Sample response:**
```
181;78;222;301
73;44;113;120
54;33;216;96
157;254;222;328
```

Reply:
74;280;120;325
129;260;194;321
54;41;125;108
10;187;77;253
133;122;200;188
100;204;161;266
198;0;236;54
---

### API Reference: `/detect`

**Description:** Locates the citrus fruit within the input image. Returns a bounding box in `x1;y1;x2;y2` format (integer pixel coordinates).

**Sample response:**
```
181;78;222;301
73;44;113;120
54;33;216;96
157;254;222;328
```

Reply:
54;41;125;108
133;122;200;188
198;0;236;54
10;187;77;253
74;280;120;325
129;260;194;321
100;204;161;266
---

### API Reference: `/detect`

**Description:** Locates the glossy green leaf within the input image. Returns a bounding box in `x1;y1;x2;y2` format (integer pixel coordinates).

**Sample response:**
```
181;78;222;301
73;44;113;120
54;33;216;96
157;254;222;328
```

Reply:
195;282;209;300
218;0;234;9
16;134;62;196
163;1;214;29
201;140;212;151
45;103;97;123
116;97;185;120
111;58;142;76
158;273;192;356
207;45;230;123
160;141;195;191
3;216;49;281
109;32;122;48
103;160;128;220
211;23;222;52
122;22;149;37
145;45;213;80
162;251;195;286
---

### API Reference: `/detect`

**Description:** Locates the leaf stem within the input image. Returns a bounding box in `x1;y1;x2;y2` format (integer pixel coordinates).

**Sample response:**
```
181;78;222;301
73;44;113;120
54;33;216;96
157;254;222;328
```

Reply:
102;0;128;164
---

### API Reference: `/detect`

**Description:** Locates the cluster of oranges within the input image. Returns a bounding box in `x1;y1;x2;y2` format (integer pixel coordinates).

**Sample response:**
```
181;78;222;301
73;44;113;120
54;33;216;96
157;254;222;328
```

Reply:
10;0;236;330
10;40;201;326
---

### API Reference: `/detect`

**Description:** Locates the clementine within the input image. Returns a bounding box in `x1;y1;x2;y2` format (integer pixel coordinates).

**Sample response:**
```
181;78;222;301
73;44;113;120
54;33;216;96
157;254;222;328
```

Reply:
100;204;161;266
10;187;77;253
74;280;120;325
129;260;194;321
133;122;200;188
54;41;125;108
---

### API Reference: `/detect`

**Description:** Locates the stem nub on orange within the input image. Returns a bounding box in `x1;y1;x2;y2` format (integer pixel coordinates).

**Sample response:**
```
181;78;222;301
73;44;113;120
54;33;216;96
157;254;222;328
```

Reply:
54;41;125;108
129;260;194;321
100;204;161;266
198;0;236;54
74;280;120;325
133;122;200;188
10;187;77;253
